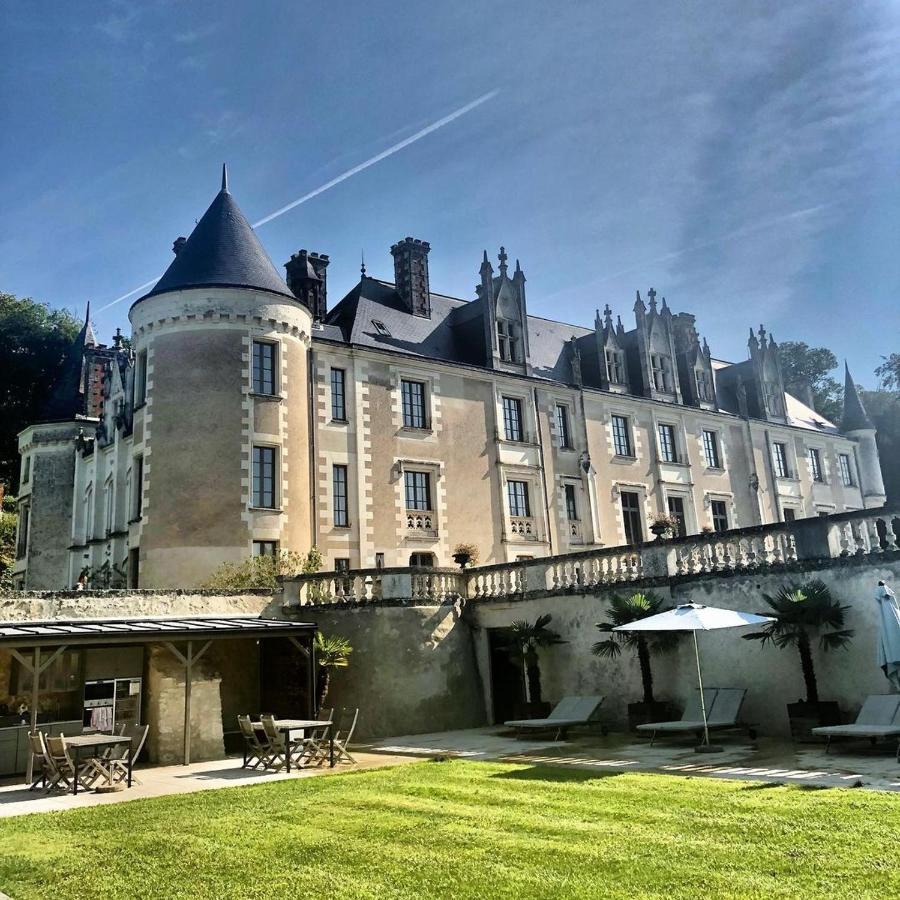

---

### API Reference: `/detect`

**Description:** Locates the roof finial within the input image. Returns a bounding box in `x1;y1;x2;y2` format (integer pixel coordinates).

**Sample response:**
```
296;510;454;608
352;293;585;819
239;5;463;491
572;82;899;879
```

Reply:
498;246;508;275
360;249;367;279
221;163;228;193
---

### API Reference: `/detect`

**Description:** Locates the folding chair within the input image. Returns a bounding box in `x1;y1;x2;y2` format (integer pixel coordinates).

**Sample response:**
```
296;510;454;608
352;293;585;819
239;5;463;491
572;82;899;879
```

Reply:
44;734;93;793
238;715;274;769
291;708;333;768
110;724;149;785
260;714;289;770
326;708;359;765
28;732;54;791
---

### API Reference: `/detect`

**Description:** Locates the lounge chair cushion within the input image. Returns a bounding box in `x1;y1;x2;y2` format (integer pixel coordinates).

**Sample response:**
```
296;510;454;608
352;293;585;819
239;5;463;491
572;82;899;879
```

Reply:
504;695;603;730
812;724;900;738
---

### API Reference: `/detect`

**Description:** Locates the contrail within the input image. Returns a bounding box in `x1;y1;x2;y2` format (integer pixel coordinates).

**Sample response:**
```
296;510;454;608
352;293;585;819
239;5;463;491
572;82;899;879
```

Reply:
96;90;499;313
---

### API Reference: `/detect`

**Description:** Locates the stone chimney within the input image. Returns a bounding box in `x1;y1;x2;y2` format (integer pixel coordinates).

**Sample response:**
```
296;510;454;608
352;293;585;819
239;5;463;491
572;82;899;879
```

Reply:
172;236;187;255
390;237;431;317
285;250;330;321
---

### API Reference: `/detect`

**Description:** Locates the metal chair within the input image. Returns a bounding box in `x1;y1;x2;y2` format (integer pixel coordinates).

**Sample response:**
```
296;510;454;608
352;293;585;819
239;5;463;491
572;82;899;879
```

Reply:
238;715;274;769
259;714;288;770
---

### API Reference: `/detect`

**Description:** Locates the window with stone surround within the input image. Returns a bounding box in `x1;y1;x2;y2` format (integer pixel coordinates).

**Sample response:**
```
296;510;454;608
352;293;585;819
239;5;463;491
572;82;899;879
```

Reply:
332;464;348;526
702;430;721;468
772;442;790;478
657;423;678;463
502;396;524;442
252;341;277;395
404;470;432;511
808;447;824;483
839;454;854;487
507;480;531;518
611;415;632;457
555;403;572;449
330;367;347;422
401;379;427;429
252;446;277;508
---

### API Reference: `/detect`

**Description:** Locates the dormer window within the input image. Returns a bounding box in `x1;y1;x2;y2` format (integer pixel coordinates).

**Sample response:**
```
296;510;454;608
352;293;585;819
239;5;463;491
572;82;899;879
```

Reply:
650;354;672;392
497;319;520;363
372;320;391;337
605;349;625;384
695;369;712;402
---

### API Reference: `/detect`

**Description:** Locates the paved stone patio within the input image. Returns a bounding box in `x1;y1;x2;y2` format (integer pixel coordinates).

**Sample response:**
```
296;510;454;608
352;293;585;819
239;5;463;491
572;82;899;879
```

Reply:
363;726;900;792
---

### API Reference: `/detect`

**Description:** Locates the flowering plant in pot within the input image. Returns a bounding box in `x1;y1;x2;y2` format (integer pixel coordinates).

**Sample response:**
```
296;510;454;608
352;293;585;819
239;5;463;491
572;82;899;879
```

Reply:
452;543;479;569
648;513;679;540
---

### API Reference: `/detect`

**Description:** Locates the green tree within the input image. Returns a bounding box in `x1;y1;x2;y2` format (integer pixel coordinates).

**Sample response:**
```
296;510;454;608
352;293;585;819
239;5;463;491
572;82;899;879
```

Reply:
202;547;323;590
0;293;81;492
875;353;900;391
743;580;853;704
777;341;842;422
591;592;678;704
314;632;353;707
0;494;17;591
508;614;566;704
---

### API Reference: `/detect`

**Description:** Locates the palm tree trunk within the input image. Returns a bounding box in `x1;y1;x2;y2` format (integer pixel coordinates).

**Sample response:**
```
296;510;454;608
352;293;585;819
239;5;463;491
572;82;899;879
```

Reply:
317;669;331;708
797;632;818;704
525;649;542;704
637;636;654;704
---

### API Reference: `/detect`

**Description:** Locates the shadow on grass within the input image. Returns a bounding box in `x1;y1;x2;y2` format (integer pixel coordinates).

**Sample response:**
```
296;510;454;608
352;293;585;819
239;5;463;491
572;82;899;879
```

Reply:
490;765;623;784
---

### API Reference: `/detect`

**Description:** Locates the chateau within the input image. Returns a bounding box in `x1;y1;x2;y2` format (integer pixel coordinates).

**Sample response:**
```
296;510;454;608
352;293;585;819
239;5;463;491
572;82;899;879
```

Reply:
11;170;886;589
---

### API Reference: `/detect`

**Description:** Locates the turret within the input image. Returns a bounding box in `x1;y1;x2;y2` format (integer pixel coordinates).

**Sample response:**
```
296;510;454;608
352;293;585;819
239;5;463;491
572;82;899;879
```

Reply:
842;364;886;508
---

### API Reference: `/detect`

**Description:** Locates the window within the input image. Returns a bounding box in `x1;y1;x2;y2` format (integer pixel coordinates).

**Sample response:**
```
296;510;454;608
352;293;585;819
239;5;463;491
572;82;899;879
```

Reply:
782;507;797;522
650;354;672;392
502;396;524;442
497;320;519;362
132;456;144;519
401;379;427;429
808;448;824;483
605;348;624;384
404;470;431;511
409;552;434;568
710;499;728;533
620;491;643;545
104;481;114;534
667;496;687;538
252;446;277;508
702;430;720;468
16;504;29;559
657;423;678;463
695;369;712;402
134;349;148;406
334;558;350;573
772;442;790;478
330;368;347;421
84;485;94;541
555;404;572;449
372;320;390;336
374;553;385;569
839;454;854;487
611;415;632;457
22;456;31;485
252;341;276;395
253;540;278;557
507;480;531;518
564;484;579;521
127;547;140;589
332;464;348;526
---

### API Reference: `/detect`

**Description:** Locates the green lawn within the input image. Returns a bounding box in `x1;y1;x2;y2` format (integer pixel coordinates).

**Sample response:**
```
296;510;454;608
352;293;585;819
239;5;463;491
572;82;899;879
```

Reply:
0;760;898;899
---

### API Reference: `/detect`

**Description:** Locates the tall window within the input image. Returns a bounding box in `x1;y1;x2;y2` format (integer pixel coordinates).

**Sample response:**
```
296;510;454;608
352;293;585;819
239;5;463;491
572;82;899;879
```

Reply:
808;448;824;483
695;370;712;402
782;507;797;522
253;541;278;557
772;442;790;478
555;404;572;449
252;446;277;508
16;504;29;559
839;454;854;487
564;483;578;521
332;464;348;526
401;379;427;429
667;496;687;538
330;368;347;421
84;485;94;541
502;396;524;442
132;456;144;519
657;423;678;463
620;491;643;545
497;320;519;362
252;341;276;395
611;415;632;457
605;349;624;384
702;430;720;468
404;471;431;511
22;456;31;485
710;499;728;533
650;354;671;392
134;349;148;407
507;480;531;518
104;481;114;534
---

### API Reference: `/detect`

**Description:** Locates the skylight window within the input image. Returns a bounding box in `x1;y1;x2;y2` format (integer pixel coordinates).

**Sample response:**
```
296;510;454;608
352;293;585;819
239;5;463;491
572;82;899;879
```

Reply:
372;320;391;336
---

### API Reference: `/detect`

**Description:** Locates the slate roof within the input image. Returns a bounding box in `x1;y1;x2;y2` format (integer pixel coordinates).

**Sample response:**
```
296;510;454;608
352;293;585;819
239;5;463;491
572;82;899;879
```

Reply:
842;363;874;431
138;176;294;303
38;309;90;422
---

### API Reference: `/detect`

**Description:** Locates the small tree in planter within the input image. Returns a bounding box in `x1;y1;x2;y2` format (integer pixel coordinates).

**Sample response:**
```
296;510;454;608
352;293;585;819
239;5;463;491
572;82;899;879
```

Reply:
508;614;565;716
742;579;853;739
452;543;479;570
592;592;679;729
649;513;679;540
314;632;353;708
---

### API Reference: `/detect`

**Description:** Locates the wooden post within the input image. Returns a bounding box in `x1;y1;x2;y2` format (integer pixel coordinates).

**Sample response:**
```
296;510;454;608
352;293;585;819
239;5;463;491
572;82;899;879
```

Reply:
25;647;40;785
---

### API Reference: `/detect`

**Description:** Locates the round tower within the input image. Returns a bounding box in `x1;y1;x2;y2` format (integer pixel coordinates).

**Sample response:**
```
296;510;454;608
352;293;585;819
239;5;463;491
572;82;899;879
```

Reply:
127;167;313;587
842;363;886;509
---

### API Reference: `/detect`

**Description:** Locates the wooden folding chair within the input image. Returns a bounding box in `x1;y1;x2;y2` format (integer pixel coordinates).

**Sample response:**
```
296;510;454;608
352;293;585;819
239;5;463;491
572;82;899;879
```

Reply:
28;732;54;791
110;724;149;785
259;714;288;771
238;715;274;769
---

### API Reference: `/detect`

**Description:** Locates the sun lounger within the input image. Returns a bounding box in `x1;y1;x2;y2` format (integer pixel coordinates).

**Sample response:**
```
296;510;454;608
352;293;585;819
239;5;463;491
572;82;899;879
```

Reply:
504;696;605;740
637;688;748;745
811;695;900;760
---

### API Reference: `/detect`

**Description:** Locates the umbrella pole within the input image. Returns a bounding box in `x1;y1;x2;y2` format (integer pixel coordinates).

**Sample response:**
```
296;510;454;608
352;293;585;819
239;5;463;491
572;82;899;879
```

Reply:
693;631;711;747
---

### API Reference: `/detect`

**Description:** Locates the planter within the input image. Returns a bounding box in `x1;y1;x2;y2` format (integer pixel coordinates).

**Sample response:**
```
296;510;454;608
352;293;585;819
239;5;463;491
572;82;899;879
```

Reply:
650;524;670;541
627;700;678;732
512;701;552;720
452;553;471;569
787;700;842;743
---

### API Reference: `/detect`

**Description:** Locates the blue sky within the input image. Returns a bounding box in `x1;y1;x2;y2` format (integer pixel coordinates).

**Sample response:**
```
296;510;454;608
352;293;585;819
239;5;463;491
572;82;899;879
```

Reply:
2;1;898;384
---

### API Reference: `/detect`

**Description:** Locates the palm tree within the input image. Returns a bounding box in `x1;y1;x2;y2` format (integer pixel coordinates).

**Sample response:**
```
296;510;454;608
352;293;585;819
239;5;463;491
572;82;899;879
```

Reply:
314;632;353;707
742;580;853;704
508;614;565;704
592;592;678;704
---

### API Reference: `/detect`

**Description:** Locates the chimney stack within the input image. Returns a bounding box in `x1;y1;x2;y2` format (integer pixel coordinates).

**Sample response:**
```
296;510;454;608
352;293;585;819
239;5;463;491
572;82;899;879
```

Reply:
390;237;431;318
285;250;330;321
173;236;187;255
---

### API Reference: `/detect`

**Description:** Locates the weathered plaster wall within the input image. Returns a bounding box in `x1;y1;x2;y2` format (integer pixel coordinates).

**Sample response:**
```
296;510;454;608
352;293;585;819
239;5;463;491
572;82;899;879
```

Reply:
311;600;487;739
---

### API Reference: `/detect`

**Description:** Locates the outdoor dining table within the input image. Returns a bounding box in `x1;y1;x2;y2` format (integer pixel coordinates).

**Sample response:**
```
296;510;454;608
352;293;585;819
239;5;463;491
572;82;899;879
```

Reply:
64;733;133;794
254;719;334;772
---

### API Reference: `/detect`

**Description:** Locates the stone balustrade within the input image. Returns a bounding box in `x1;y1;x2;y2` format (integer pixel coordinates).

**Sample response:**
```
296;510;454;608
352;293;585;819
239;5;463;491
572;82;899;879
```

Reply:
282;507;899;607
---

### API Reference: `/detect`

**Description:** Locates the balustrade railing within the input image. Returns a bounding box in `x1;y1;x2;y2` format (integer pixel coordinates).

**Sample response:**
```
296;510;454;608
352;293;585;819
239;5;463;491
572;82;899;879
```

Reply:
281;507;899;606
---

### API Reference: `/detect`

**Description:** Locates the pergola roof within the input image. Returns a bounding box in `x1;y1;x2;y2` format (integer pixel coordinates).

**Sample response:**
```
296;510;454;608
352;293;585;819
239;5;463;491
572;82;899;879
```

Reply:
0;615;316;648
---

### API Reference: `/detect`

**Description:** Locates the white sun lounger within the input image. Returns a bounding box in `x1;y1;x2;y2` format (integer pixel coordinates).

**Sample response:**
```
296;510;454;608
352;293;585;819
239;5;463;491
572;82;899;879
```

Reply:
504;696;605;740
637;688;748;745
811;695;900;760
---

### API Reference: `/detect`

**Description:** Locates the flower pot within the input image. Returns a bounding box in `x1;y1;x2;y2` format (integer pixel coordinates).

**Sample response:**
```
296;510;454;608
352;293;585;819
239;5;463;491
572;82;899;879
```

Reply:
787;700;842;742
650;524;670;541
452;553;471;569
627;700;678;732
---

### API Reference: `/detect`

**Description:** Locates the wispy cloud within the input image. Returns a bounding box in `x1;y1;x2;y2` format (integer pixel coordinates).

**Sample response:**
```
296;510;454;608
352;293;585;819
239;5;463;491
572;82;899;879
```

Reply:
174;24;219;44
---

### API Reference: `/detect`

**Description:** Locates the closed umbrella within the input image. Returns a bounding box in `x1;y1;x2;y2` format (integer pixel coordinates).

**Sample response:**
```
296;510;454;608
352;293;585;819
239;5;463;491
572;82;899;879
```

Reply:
615;603;774;750
874;582;900;691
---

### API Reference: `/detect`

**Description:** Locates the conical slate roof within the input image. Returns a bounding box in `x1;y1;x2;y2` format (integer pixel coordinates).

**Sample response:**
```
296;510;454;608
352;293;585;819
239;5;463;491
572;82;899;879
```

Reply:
40;306;90;422
842;363;874;431
141;168;294;302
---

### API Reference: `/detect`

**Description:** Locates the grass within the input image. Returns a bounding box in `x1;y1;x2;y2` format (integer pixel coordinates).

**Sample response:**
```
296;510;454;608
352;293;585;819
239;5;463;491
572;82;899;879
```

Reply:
0;760;898;899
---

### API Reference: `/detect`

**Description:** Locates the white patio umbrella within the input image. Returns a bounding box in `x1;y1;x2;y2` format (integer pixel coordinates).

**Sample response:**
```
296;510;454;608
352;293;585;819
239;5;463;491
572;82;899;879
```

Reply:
874;582;900;691
614;603;775;750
